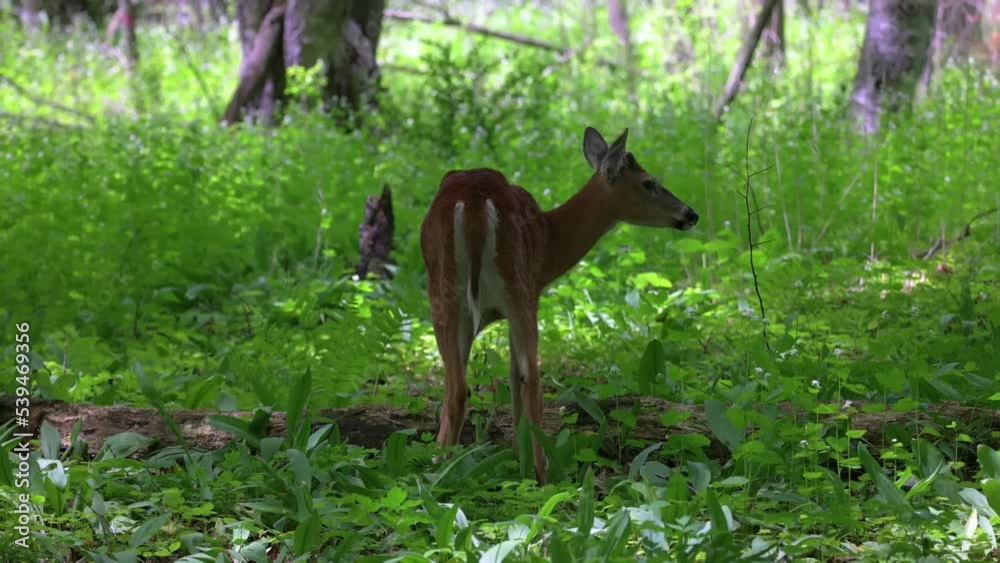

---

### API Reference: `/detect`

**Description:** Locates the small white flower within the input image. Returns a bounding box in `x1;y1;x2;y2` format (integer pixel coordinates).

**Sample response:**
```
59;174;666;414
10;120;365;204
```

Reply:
724;220;732;228
794;280;804;288
799;439;808;446
755;366;764;374
789;347;799;357
843;400;853;409
811;379;820;388
685;306;696;317
764;372;772;378
833;348;843;357
891;438;898;444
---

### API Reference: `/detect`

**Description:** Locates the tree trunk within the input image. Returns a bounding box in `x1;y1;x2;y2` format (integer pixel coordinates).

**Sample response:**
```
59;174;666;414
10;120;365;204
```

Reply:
607;0;638;108
850;0;937;134
228;0;384;124
119;0;139;72
762;0;785;63
18;0;44;29
919;0;984;90
936;0;984;62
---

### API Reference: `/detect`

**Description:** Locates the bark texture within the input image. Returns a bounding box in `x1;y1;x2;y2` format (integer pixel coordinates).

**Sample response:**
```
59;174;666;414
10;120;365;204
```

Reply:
228;0;384;124
762;0;785;63
356;184;395;278
850;0;937;134
920;0;985;89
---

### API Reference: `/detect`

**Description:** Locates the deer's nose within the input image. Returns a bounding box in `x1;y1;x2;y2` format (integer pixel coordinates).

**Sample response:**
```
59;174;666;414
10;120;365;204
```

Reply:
684;208;699;228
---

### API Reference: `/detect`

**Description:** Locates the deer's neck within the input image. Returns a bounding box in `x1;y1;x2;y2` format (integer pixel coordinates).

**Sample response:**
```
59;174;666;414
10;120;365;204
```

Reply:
540;175;619;287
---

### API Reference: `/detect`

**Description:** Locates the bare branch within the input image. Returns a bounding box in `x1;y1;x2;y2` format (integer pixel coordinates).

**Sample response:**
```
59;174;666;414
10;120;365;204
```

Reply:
384;9;620;69
0;74;96;124
714;0;781;120
0;111;84;129
742;117;770;351
917;207;998;259
165;25;222;118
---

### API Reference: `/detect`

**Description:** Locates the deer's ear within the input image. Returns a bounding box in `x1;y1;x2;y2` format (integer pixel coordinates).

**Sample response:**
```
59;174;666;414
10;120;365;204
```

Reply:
600;128;629;181
583;127;608;170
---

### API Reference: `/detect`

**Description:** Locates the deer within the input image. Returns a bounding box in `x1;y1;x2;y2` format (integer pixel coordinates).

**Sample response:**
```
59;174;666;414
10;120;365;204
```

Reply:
420;126;699;483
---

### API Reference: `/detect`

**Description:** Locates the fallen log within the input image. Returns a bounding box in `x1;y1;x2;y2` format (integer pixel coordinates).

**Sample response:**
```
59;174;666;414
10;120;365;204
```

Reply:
3;397;993;464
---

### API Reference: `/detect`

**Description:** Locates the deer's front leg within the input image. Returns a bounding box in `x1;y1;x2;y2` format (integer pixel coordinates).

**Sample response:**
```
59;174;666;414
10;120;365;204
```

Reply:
507;325;523;425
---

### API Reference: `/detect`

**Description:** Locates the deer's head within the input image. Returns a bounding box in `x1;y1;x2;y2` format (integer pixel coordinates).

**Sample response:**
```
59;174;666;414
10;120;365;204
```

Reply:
583;127;699;231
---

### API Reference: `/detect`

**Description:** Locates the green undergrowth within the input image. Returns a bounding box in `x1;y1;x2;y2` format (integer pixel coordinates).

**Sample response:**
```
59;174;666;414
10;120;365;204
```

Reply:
1;2;999;561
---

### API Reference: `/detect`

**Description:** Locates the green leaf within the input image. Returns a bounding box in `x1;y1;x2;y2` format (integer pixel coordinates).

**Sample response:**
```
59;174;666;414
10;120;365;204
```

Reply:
983;479;1000;515
632;271;672;289
686;461;712;494
260;437;283;461
548;530;574;563
960;487;998;519
207;415;259;448
128;512;172;548
858;444;908;509
384;486;407;509
465;447;514;482
598;510;630;561
99;432;155;460
286;449;312;487
285;368;312;448
637;339;665;394
978;445;1000;479
705;488;729;533
666;472;689;502
704;399;743;452
628;442;662;480
293;513;322;556
539;491;571;519
481;540;520;563
436;504;460;549
40;421;61;460
577;467;595;538
384;430;412;478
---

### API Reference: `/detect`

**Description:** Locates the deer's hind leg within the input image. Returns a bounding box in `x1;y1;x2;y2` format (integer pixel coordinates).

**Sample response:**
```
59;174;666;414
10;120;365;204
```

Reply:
428;277;476;450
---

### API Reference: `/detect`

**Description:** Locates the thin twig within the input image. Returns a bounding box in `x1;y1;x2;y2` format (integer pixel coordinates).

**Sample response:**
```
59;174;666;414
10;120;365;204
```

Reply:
165;25;221;117
742;117;770;351
917;207;998;259
383;9;620;69
0;112;84;130
0;74;96;124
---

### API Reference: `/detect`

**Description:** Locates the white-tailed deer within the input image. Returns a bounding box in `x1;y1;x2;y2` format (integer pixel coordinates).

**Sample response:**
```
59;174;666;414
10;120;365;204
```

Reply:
420;127;698;483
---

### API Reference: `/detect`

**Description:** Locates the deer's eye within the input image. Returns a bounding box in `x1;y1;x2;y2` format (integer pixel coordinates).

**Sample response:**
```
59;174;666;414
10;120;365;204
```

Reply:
642;180;657;192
